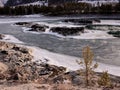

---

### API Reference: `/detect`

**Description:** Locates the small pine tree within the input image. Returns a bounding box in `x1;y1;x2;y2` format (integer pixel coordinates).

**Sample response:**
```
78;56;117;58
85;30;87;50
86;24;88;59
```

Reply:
77;46;98;86
98;71;111;87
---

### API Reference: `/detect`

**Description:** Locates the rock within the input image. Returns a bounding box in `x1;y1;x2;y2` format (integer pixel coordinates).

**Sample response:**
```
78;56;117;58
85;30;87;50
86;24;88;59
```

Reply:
72;76;84;85
0;41;33;67
0;34;5;39
0;50;8;55
52;75;65;84
38;64;66;77
108;31;120;38
29;24;49;32
0;62;8;73
0;42;15;50
13;46;32;54
63;19;99;25
15;22;31;26
50;27;84;36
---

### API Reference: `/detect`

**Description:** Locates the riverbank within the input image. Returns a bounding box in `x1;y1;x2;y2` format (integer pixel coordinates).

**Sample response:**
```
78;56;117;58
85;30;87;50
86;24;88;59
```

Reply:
0;33;120;90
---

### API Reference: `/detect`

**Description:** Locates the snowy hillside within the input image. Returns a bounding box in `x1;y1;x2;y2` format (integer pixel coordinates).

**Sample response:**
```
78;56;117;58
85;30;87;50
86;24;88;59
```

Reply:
78;0;119;6
0;1;3;7
17;1;48;7
5;0;48;6
0;0;8;7
0;0;119;7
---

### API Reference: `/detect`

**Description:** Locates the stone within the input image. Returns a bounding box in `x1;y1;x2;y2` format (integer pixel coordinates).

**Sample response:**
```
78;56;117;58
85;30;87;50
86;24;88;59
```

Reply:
0;34;5;39
108;31;120;37
29;24;49;32
0;62;8;73
0;50;8;55
15;22;31;26
50;27;84;36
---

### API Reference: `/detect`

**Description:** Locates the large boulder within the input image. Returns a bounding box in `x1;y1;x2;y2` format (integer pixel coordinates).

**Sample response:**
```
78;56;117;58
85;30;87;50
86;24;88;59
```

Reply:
50;27;84;36
108;31;120;38
29;24;49;32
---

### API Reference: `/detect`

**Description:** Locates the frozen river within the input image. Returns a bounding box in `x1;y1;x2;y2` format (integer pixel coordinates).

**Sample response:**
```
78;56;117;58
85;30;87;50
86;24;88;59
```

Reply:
0;15;120;67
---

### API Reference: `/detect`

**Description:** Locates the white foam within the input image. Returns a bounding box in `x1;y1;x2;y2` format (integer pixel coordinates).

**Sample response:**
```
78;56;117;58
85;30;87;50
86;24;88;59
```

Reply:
23;26;115;39
66;30;115;39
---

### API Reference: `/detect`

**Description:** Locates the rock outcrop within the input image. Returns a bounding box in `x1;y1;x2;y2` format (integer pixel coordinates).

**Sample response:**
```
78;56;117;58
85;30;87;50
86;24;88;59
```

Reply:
29;24;49;32
50;27;84;36
108;31;120;37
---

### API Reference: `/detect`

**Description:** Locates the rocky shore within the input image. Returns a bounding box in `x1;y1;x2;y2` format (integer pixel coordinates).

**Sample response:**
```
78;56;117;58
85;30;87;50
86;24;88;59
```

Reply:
0;34;120;90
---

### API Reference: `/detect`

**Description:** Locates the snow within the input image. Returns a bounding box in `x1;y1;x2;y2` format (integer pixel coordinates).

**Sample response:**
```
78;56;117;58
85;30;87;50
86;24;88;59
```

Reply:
36;21;83;28
94;20;120;26
1;34;24;44
0;0;8;7
21;14;44;18
18;1;48;6
14;1;48;7
1;0;8;4
1;33;120;76
0;0;4;7
31;46;80;71
30;45;120;76
78;0;119;6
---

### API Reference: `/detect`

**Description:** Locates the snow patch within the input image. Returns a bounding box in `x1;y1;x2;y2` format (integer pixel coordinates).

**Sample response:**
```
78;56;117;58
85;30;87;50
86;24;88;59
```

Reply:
1;34;24;44
94;20;120;26
29;45;120;76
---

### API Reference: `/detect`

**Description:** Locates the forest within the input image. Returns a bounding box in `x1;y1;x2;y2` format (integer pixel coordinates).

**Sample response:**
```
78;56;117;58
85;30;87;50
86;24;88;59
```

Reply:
0;2;120;15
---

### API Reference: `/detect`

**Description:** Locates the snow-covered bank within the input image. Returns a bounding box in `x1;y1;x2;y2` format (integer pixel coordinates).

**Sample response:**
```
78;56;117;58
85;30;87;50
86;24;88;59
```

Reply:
1;34;24;44
30;46;120;76
1;34;120;76
94;20;120;26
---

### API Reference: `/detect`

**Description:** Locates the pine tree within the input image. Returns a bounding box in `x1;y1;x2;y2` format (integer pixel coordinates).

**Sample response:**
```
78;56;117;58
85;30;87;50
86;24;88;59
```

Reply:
77;46;98;86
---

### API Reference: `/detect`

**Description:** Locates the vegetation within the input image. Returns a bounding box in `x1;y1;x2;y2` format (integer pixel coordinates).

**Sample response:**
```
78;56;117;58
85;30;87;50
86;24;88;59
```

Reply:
77;46;98;86
0;2;120;15
98;71;111;87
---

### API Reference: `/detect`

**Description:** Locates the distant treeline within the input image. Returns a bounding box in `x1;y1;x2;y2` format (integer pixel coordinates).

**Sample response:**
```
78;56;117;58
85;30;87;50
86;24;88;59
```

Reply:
0;2;120;16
